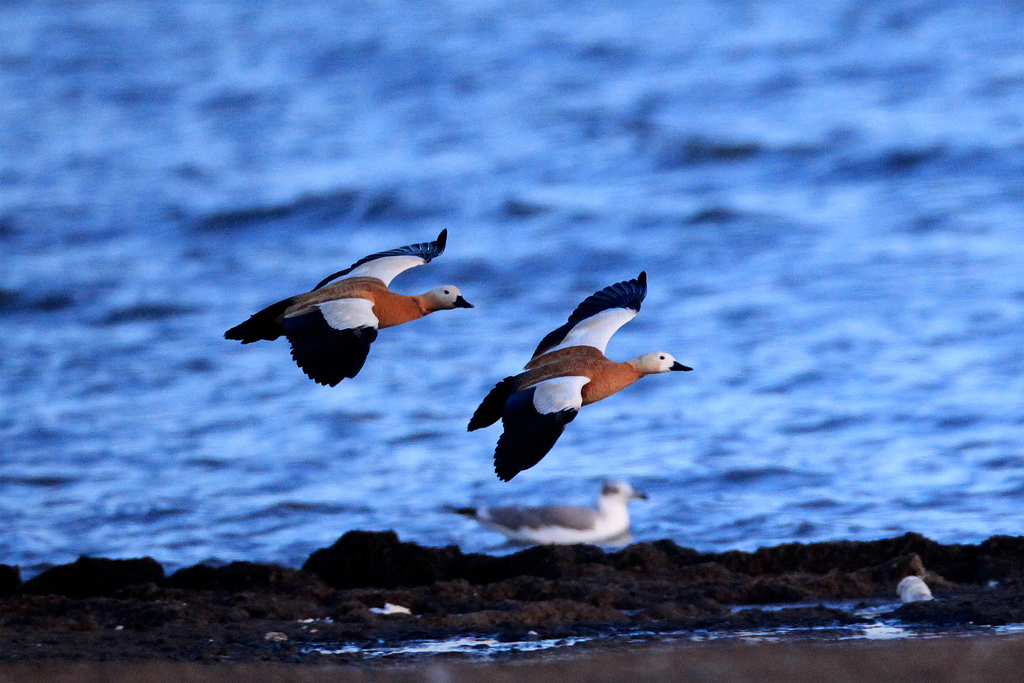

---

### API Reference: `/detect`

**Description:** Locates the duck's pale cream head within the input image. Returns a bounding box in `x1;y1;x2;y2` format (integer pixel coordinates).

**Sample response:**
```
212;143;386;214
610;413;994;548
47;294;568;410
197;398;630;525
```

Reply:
422;285;474;311
632;352;692;375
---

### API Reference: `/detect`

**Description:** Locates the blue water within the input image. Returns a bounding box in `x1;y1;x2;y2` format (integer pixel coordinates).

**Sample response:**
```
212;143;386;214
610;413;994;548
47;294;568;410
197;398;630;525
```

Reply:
2;0;1023;577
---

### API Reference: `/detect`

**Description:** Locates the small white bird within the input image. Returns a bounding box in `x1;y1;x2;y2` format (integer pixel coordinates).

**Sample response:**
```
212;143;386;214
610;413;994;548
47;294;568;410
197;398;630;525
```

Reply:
897;575;933;603
448;479;648;545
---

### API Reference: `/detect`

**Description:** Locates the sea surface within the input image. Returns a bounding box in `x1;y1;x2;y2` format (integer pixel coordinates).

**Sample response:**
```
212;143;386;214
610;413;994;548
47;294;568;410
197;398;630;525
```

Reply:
2;0;1023;577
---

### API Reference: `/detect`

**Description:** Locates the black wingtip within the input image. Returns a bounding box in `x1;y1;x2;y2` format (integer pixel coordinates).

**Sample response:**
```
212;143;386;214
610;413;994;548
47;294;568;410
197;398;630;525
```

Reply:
468;377;516;431
495;468;516;482
224;297;292;343
494;452;523;481
312;232;449;290
530;273;649;358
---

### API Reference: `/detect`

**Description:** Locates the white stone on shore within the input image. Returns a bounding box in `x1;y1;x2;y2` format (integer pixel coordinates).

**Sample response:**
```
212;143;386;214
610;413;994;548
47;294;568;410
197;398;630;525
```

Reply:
897;576;933;602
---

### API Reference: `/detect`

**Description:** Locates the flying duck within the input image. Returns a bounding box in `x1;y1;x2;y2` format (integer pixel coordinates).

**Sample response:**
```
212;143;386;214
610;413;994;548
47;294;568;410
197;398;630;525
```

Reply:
448;479;648;544
224;230;472;386
468;272;690;481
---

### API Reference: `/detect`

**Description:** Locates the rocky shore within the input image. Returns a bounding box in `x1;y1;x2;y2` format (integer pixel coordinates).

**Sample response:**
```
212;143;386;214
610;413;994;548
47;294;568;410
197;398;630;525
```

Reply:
2;531;1024;665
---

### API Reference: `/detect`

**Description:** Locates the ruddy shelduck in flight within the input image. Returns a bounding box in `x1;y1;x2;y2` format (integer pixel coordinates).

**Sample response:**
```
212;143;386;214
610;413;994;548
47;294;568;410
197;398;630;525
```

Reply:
468;272;690;481
225;230;472;386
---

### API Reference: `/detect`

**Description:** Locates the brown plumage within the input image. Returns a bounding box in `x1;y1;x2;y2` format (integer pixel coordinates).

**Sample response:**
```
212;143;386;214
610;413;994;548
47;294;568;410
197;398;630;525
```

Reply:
224;231;472;387
518;346;644;405
278;277;452;329
469;273;691;481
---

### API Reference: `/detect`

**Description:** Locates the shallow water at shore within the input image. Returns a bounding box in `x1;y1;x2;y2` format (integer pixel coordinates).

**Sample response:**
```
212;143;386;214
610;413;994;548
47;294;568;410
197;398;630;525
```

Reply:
302;619;1024;660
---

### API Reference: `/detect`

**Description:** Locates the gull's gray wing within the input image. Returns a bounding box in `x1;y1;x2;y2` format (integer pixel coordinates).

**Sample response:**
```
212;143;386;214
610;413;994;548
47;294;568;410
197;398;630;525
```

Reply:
486;504;597;531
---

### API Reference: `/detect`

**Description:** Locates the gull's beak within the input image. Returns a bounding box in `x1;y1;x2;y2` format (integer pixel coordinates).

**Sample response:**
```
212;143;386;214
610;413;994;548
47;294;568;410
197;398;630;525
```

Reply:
453;296;474;308
671;361;692;371
632;490;649;501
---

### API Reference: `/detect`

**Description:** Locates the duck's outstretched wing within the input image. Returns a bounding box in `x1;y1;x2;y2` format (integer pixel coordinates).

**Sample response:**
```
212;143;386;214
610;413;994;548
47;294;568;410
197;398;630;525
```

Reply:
283;298;380;386
224;296;294;343
313;229;448;290
531;272;647;358
468;376;517;431
492;376;588;481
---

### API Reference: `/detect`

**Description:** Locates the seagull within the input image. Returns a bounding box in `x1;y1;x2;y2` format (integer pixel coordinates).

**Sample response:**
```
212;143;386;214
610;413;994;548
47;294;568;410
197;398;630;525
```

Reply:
448;479;648;544
468;272;691;481
224;230;472;386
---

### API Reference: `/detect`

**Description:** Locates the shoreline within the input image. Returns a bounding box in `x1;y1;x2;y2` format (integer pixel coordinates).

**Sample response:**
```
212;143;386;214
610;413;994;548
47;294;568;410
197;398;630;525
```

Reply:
2;635;1024;683
2;530;1024;666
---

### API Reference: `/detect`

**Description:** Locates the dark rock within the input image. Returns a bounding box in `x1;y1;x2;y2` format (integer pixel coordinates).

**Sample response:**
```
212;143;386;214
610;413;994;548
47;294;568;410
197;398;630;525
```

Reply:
165;561;329;596
7;533;1024;663
707;533;971;579
0;564;21;594
303;530;467;588
466;544;608;584
609;542;674;573
21;556;164;598
975;536;1024;581
511;598;627;627
409;578;484;615
865;552;927;583
742;576;815;604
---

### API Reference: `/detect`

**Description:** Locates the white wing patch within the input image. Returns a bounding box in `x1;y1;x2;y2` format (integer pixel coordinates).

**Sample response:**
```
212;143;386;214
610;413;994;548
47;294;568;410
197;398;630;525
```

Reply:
346;255;427;286
531;376;589;415
546;308;637;354
314;298;379;331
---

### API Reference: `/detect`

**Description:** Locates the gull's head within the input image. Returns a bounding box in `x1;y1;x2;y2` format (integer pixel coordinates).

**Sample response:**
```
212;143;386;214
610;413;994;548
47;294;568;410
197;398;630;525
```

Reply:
424;285;474;311
632;352;692;375
601;479;648;502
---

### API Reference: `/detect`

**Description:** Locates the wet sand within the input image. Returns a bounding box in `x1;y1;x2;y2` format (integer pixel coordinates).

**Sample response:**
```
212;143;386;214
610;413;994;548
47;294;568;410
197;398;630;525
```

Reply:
1;636;1023;683
3;531;1024;679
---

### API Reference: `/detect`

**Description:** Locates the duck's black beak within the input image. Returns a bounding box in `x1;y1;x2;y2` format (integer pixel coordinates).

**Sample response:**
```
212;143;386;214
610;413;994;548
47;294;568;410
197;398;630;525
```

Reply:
454;296;474;308
671;361;692;371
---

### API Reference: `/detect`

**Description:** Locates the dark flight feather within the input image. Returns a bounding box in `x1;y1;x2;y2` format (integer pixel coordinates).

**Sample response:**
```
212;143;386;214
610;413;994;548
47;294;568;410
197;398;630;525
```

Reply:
468;376;517;431
283;311;378;386
312;229;448;290
531;271;647;358
224;297;294;343
492;388;578;481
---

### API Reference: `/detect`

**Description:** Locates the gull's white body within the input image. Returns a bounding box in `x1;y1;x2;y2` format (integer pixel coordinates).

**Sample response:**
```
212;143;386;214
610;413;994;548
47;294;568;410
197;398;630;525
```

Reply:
456;480;646;545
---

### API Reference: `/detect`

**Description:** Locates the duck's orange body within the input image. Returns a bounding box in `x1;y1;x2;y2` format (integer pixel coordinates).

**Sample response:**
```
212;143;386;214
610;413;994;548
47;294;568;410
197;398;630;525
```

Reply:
281;277;439;329
519;346;644;405
225;230;472;387
469;272;691;481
